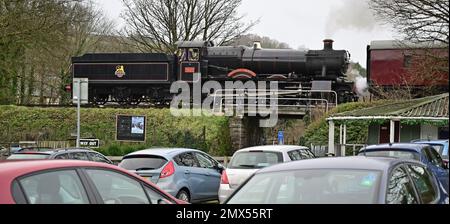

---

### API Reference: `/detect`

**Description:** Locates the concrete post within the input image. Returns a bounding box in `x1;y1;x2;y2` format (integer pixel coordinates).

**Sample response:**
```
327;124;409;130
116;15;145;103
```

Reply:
76;81;81;148
342;124;347;157
328;120;335;155
390;120;395;143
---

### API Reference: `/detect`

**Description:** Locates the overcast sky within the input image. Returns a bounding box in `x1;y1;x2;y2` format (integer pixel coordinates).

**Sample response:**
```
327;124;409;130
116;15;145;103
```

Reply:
93;0;398;68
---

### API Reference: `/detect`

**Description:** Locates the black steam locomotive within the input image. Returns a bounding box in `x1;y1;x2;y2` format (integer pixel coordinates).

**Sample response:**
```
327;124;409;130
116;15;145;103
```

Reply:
72;39;356;105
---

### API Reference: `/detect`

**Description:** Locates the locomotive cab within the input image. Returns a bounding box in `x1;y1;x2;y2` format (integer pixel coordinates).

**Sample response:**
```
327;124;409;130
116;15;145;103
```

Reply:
176;41;213;82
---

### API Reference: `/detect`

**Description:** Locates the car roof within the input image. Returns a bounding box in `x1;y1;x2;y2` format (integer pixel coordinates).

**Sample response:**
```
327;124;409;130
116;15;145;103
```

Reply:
235;145;309;153
360;143;431;153
125;148;202;157
13;148;95;155
0;160;119;180
412;139;448;145
257;156;417;174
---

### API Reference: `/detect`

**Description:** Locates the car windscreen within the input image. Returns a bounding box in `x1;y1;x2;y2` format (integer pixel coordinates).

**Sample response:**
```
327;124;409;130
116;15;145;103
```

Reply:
358;149;420;161
228;151;283;169
119;155;168;171
227;169;381;204
7;153;51;160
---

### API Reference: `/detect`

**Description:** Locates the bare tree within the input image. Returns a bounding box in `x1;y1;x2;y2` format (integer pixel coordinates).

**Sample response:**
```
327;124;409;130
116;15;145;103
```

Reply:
369;1;449;99
232;34;291;49
369;0;449;45
122;0;257;53
0;0;114;105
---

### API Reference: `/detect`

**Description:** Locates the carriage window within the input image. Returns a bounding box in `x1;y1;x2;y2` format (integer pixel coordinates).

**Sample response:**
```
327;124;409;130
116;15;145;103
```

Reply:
403;55;413;68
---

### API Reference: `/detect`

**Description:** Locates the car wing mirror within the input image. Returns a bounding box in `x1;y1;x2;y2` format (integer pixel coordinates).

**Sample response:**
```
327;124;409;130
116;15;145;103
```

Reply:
216;164;225;173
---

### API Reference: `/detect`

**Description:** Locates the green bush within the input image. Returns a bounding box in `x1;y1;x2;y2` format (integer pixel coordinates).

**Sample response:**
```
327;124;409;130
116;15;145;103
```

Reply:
302;101;390;146
0;106;232;156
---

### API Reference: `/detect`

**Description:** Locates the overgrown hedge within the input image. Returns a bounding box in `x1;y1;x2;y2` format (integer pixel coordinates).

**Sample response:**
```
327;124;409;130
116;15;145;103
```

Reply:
300;101;390;147
0;106;232;156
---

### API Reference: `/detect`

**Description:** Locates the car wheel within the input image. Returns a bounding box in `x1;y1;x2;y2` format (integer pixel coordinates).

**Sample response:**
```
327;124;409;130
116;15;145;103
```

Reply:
176;189;190;203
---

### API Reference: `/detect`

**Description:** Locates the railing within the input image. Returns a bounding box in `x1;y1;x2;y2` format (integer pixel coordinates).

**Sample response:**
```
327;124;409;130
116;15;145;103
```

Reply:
211;89;338;115
311;144;366;157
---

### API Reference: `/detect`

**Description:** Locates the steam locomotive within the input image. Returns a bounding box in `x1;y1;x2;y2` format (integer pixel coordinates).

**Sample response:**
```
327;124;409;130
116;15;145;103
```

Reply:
72;39;356;105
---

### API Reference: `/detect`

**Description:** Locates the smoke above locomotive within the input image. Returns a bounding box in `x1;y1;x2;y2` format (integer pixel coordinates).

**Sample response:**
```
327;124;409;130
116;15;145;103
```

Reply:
72;39;357;106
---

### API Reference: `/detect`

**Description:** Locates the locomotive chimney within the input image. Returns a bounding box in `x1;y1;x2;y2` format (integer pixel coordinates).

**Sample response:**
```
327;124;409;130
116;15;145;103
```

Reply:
253;41;262;50
323;39;334;50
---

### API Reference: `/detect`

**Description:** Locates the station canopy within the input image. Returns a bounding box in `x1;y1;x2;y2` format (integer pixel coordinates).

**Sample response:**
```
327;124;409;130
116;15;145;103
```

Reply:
328;93;449;123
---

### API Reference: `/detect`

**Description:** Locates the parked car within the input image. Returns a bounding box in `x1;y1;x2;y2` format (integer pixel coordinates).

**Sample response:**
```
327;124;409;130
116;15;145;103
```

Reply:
0;146;8;158
412;139;449;165
0;160;184;204
9;143;21;154
119;148;224;203
17;147;53;152
218;145;315;203
225;156;449;204
7;148;113;164
358;143;449;192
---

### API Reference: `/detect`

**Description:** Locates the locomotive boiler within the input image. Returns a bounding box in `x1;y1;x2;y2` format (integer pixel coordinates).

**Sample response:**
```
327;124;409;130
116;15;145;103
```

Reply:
72;39;356;105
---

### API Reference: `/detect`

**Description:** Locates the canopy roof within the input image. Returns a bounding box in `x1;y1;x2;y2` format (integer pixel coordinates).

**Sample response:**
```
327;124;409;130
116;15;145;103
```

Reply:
329;93;449;121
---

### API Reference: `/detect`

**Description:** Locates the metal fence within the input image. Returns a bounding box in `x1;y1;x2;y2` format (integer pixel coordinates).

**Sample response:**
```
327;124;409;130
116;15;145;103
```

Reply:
310;144;366;157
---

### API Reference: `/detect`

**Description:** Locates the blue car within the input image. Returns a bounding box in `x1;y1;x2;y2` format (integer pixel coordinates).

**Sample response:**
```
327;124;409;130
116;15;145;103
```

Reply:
225;156;449;204
358;143;449;192
119;148;224;203
412;139;449;163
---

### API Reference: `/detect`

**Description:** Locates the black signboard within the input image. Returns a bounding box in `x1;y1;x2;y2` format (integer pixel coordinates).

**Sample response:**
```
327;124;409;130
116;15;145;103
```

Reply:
80;139;100;148
116;115;147;142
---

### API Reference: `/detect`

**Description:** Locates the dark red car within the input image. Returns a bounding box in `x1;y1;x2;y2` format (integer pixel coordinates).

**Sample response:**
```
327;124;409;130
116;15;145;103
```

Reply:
0;160;185;204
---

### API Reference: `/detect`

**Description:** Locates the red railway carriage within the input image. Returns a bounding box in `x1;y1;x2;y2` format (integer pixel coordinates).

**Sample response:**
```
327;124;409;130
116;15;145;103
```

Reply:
367;40;448;91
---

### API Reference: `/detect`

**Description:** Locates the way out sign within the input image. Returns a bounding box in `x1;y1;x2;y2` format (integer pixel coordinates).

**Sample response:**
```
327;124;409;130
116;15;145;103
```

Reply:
79;139;100;148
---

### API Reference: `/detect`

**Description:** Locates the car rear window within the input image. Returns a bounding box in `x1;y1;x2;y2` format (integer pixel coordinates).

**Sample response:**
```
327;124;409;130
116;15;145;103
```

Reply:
227;169;381;204
119;155;168;171
359;149;420;161
428;144;448;159
229;151;283;169
7;154;51;160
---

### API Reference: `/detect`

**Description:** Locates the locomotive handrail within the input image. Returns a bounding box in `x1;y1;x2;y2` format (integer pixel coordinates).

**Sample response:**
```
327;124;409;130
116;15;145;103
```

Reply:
219;98;330;113
211;89;338;108
213;93;331;115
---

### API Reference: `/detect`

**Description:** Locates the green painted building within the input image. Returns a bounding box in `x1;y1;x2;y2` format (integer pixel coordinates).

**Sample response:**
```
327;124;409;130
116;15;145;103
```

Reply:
327;93;449;155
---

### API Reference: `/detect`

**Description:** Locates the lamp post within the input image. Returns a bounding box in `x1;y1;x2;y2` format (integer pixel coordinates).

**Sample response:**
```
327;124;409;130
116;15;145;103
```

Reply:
73;78;84;148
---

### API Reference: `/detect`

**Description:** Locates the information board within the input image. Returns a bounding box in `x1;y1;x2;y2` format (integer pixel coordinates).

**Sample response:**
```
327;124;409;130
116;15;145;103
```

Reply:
116;115;146;142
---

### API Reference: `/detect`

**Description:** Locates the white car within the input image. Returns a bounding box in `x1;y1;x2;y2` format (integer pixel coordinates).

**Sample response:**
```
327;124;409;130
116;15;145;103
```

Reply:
218;145;315;203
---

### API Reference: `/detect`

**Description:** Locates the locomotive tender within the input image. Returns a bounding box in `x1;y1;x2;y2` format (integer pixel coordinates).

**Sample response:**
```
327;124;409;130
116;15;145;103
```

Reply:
72;39;356;105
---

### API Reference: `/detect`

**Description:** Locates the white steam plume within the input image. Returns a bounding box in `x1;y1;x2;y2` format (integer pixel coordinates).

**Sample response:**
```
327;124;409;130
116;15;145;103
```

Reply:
325;0;377;36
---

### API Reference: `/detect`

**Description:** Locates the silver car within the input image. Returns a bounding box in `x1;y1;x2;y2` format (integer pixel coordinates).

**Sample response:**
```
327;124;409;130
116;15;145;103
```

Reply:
119;148;224;203
218;145;315;203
